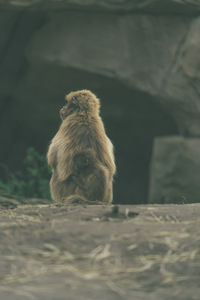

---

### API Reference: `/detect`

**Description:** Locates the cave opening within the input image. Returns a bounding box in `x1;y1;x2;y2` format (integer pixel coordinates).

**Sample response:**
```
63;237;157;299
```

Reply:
95;82;178;204
0;64;178;203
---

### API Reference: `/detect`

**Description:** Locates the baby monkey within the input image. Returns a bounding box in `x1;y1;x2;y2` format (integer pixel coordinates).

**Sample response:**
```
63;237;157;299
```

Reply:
47;90;116;204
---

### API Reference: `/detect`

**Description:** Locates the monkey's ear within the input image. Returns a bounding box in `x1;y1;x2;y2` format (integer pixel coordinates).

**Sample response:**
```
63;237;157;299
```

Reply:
65;95;69;103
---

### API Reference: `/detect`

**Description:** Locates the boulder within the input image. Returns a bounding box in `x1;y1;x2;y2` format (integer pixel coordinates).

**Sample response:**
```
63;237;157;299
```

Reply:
149;136;200;203
24;11;200;137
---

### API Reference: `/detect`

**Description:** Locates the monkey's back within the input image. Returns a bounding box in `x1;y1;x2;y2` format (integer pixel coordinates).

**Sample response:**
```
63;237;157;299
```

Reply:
48;106;116;203
60;113;115;174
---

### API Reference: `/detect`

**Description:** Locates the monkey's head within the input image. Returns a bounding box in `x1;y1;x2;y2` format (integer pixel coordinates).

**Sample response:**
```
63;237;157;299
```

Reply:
60;90;100;120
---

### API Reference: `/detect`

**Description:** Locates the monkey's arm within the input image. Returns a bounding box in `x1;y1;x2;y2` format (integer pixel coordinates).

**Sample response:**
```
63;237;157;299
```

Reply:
56;147;73;181
107;137;116;176
47;141;57;169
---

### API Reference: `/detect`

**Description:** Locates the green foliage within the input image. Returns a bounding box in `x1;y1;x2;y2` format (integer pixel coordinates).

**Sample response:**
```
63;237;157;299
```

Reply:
0;147;51;200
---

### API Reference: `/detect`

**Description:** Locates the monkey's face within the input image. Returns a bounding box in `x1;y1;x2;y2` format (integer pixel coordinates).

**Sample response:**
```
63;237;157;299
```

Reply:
59;104;69;120
59;98;78;120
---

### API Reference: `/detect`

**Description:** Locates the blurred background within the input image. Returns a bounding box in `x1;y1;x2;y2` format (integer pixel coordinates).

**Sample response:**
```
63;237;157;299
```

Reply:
1;0;200;204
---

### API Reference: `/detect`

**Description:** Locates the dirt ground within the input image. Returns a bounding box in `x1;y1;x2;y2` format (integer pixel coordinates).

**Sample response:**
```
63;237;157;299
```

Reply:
0;198;200;300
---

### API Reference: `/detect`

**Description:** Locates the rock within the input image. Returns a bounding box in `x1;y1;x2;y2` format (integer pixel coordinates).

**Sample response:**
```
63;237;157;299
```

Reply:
25;11;200;137
1;0;200;14
26;12;190;93
162;18;200;136
149;136;200;203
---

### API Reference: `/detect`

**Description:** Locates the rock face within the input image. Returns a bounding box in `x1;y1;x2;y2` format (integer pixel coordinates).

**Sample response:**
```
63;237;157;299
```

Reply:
1;0;200;14
0;1;200;203
149;137;200;204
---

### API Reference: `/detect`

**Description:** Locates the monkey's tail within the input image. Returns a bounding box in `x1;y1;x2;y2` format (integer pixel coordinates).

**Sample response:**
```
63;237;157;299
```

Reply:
64;194;102;205
64;194;88;205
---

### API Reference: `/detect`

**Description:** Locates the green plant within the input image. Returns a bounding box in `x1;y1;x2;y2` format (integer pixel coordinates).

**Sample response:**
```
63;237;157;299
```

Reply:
0;147;51;200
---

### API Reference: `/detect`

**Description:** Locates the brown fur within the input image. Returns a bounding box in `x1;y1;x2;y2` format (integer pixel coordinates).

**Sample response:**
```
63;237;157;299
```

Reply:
47;90;116;204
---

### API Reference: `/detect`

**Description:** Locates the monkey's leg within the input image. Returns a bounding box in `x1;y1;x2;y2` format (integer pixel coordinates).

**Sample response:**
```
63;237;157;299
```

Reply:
85;167;108;203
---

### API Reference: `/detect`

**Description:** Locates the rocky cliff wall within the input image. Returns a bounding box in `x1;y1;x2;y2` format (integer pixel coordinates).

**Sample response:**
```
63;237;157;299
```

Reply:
0;1;200;203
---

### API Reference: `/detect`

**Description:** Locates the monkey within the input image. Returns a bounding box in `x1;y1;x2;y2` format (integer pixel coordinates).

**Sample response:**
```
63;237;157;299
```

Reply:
47;89;116;204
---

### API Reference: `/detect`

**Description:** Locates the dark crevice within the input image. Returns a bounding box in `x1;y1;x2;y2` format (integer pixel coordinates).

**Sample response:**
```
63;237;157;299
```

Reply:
0;11;23;66
0;11;47;88
0;96;13;123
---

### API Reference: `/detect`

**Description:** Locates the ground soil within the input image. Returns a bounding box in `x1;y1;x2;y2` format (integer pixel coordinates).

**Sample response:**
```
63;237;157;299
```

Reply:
0;198;200;300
